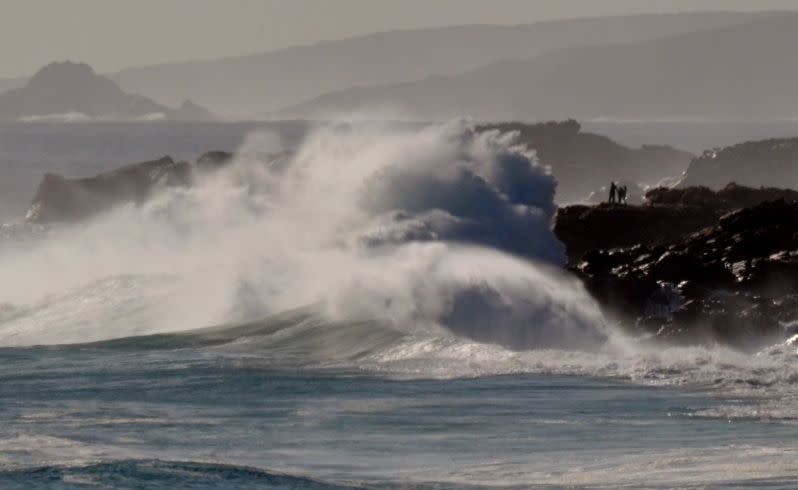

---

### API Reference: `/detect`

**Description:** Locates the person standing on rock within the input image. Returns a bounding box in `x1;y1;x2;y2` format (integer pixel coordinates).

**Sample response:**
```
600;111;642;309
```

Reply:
609;182;617;204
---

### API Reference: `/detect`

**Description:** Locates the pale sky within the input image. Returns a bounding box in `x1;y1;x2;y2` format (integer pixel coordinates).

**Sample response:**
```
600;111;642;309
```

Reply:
1;0;795;78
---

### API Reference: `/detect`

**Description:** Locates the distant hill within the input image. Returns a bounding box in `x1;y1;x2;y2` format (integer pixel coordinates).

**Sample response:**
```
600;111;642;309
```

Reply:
279;13;798;121
0;62;214;122
102;12;764;118
679;137;798;190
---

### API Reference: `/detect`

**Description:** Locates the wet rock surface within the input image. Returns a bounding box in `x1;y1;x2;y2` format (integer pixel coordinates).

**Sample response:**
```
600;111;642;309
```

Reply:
557;197;798;349
554;203;718;260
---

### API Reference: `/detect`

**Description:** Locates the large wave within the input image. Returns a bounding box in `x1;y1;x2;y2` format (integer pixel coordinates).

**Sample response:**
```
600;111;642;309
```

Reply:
0;120;605;350
3;115;798;422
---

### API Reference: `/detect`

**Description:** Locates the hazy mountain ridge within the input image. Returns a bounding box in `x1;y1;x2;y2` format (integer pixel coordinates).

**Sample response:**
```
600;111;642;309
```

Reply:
103;12;765;117
280;12;798;121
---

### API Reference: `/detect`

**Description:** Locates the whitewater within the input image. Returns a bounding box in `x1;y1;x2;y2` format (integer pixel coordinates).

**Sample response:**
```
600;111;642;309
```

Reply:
1;121;798;488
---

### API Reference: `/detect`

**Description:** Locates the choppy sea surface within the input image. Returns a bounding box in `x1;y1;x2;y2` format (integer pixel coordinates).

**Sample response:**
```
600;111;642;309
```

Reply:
0;333;797;489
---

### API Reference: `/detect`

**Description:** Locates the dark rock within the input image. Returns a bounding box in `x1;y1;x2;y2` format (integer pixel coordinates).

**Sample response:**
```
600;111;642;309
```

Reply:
648;251;735;287
563;198;798;349
25;151;236;223
196;151;234;171
555;184;798;261
26;156;185;223
554;202;717;260
646;182;798;210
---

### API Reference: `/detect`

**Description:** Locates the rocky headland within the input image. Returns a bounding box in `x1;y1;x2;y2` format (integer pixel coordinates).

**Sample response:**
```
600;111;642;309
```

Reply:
555;185;798;349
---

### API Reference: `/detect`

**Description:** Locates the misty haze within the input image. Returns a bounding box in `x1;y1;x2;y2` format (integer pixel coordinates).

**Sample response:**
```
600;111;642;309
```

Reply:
1;1;798;488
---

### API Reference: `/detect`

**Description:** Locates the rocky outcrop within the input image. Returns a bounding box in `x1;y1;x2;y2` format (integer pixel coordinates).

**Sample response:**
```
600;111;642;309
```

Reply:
170;100;217;122
480;120;693;203
196;151;234;170
0;61;214;122
646;182;798;210
26;156;188;223
679;137;798;191
556;183;798;260
555;184;798;348
554;203;717;261
557;198;798;349
555;182;798;348
25;152;232;223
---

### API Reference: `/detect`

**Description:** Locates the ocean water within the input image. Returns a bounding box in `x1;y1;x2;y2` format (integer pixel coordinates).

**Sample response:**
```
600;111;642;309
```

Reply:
1;321;798;489
1;121;798;488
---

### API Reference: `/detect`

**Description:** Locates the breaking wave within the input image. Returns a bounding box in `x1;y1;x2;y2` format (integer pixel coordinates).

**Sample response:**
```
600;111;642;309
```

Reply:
0;120;603;351
1;119;797;421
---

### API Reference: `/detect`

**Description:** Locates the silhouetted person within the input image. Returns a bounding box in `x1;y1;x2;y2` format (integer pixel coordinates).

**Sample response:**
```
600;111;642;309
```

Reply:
619;185;628;204
609;182;617;204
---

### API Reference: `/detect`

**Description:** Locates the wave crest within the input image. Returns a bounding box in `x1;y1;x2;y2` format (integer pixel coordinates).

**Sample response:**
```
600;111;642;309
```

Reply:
0;120;603;350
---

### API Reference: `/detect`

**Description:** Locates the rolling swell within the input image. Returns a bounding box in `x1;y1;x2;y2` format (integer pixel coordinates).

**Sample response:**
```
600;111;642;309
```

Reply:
75;308;407;364
0;459;358;490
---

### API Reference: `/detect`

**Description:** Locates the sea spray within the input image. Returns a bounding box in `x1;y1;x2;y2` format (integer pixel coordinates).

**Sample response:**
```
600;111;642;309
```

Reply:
2;121;798;419
0;120;605;349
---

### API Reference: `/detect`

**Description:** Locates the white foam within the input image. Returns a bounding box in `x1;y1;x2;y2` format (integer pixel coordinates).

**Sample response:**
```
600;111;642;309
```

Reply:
1;119;796;422
0;120;598;349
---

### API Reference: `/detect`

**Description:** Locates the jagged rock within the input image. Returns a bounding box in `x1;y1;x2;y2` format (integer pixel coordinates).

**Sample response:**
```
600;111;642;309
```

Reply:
555;184;798;261
647;251;735;286
196;151;234;170
25;152;235;223
25;156;187;223
562;199;798;349
554;203;717;260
